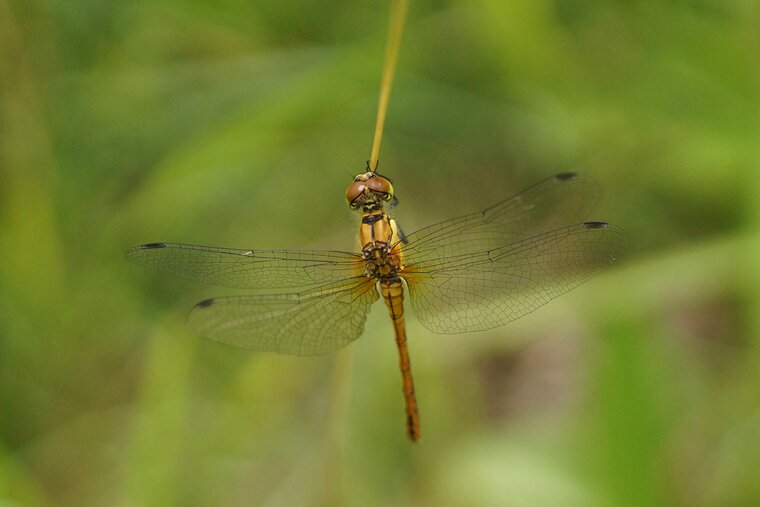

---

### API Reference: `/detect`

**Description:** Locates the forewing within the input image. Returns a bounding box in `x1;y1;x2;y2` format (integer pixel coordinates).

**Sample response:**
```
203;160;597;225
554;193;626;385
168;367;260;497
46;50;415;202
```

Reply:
402;173;600;262
403;222;628;333
188;277;379;355
125;242;363;289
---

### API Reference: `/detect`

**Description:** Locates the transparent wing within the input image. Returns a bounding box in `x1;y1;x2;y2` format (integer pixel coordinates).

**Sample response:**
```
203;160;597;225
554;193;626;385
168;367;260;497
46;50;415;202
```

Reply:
124;242;364;290
402;222;628;333
401;172;600;263
188;277;379;355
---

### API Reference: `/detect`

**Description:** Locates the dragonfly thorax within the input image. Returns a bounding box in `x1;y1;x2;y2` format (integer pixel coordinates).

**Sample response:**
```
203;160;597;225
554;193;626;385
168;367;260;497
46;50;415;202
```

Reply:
363;244;400;279
359;210;404;280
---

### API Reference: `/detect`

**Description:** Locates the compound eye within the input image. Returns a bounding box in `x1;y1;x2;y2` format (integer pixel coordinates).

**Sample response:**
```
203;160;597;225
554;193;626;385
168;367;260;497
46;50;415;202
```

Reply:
366;175;394;197
345;181;366;206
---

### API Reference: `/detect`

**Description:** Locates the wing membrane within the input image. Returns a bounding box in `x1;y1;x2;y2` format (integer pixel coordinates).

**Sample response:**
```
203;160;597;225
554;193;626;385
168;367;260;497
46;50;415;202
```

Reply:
125;242;364;290
403;222;628;333
188;277;379;355
401;173;600;262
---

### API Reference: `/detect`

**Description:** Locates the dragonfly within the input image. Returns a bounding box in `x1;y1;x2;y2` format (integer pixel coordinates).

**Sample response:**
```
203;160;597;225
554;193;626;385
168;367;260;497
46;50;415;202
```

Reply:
125;171;627;441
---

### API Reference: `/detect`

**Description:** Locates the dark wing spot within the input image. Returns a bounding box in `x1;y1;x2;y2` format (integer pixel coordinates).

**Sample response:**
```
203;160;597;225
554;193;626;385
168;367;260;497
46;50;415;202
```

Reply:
555;172;577;181
195;298;215;308
583;221;609;229
141;242;167;249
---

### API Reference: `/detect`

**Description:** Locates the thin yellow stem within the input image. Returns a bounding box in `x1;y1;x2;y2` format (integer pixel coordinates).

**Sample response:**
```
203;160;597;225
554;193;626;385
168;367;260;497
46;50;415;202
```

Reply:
368;0;409;172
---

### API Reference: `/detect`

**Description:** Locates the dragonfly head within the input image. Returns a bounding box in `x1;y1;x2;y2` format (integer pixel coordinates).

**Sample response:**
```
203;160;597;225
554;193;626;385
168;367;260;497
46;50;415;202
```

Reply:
346;172;395;211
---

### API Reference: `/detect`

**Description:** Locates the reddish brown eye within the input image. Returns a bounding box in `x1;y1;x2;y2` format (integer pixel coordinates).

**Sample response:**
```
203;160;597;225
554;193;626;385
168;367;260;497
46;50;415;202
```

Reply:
366;176;391;194
345;181;366;205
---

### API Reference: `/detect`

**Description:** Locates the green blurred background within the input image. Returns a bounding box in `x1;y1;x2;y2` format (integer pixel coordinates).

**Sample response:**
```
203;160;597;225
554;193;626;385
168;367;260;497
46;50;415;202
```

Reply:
1;1;758;506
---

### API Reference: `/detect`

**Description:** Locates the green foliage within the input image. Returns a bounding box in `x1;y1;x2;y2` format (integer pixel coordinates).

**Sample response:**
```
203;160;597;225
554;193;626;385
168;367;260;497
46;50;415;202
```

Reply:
1;0;758;505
